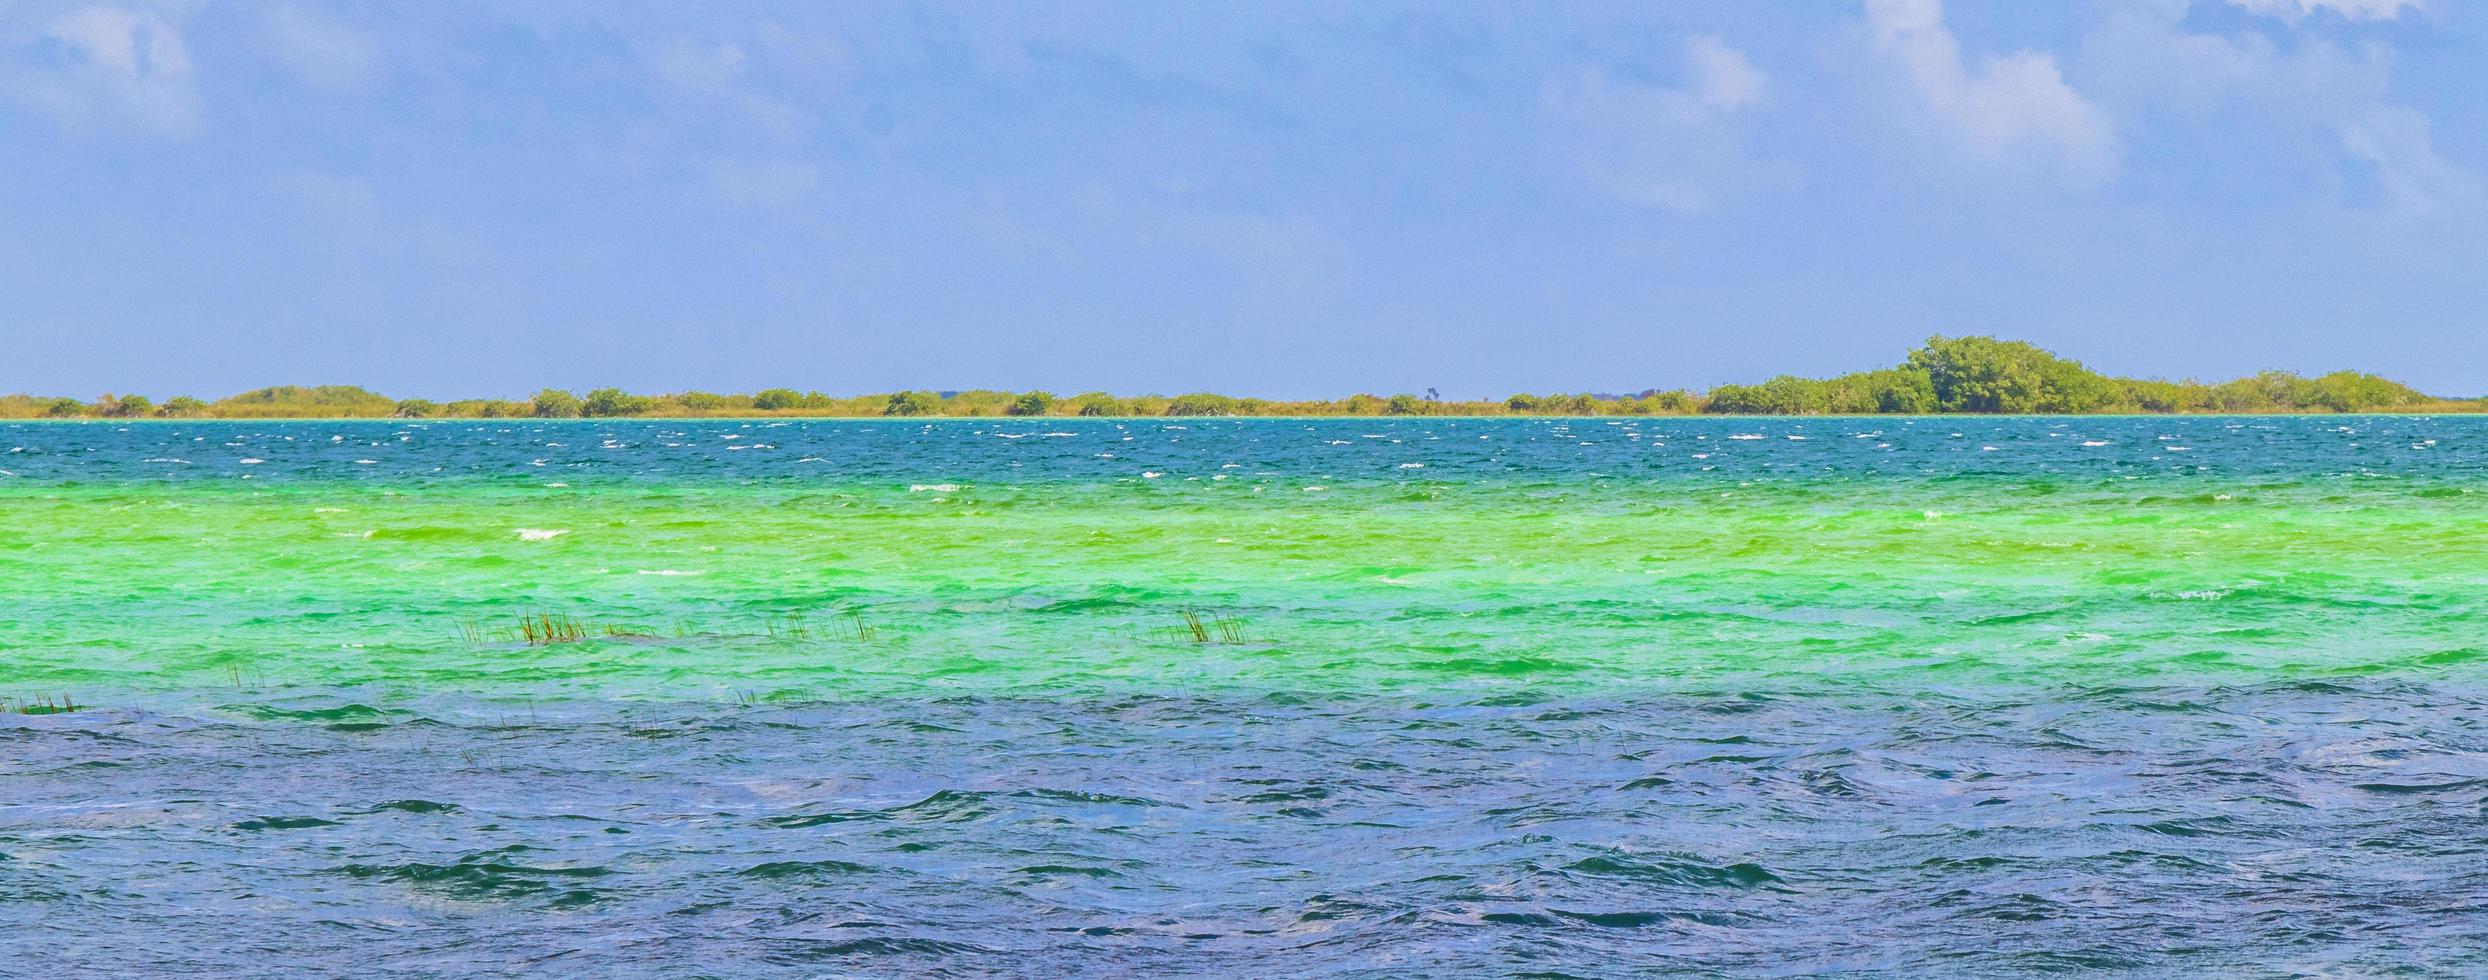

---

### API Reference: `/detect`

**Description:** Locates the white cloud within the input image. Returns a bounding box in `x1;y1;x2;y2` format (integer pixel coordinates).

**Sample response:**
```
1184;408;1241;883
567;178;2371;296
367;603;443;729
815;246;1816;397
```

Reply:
266;6;376;89
1684;35;1766;111
2080;3;2477;217
653;40;746;92
26;5;196;135
647;37;807;141
1862;0;2118;186
2227;0;2423;21
1545;35;1775;213
707;158;818;208
2338;105;2482;216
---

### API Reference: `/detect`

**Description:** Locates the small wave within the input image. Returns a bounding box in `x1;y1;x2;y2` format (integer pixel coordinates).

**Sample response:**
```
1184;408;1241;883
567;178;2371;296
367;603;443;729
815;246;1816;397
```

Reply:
636;569;701;576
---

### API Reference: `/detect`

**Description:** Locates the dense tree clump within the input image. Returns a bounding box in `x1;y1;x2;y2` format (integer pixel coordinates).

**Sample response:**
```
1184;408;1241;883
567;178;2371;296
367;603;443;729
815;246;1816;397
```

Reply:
1699;336;2430;416
531;389;583;418
0;336;2459;419
582;388;656;417
212;385;399;418
882;391;942;416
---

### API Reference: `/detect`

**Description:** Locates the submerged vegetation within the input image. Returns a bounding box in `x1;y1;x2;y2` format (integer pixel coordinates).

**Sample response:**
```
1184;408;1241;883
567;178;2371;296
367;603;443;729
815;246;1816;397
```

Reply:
4;693;80;715
1172;610;1247;645
458;609;877;647
4;336;2469;419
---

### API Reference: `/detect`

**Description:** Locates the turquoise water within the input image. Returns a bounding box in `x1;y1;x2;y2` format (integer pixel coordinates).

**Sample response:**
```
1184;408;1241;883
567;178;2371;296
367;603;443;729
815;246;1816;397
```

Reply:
5;417;2486;974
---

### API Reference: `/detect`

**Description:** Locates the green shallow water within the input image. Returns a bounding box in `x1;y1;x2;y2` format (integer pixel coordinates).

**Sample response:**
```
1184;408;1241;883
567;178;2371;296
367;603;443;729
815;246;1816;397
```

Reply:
6;417;2483;700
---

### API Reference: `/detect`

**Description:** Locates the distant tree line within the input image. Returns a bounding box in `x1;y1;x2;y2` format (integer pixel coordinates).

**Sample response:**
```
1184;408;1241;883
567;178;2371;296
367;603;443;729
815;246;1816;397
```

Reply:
2;337;2462;420
1696;336;2433;414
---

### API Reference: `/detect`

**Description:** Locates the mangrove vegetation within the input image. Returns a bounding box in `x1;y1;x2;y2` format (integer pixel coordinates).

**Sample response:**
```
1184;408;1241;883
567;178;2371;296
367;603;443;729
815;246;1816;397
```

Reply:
4;336;2464;419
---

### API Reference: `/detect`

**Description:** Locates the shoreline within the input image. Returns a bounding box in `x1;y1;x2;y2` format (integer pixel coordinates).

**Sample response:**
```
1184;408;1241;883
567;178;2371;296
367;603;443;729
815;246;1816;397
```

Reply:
9;409;2488;422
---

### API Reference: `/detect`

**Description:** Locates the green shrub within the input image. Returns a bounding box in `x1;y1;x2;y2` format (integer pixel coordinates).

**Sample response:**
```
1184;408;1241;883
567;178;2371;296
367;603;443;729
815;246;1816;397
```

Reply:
532;389;583;418
582;387;655;416
1166;393;1239;416
1008;391;1056;416
752;388;803;411
882;390;942;416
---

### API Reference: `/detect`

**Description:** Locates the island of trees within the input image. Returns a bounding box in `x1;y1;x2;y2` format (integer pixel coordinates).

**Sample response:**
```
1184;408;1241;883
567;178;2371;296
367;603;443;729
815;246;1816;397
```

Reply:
4;336;2469;419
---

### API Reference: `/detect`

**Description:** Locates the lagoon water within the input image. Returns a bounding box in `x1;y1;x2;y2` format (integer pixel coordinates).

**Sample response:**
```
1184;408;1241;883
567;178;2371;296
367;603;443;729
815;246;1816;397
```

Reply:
6;416;2488;975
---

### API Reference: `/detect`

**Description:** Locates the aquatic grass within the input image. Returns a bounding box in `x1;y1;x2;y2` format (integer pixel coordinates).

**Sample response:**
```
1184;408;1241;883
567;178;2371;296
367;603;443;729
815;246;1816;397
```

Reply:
460;613;596;646
458;609;877;646
1170;610;1245;645
520;613;588;645
761;609;876;643
4;693;79;715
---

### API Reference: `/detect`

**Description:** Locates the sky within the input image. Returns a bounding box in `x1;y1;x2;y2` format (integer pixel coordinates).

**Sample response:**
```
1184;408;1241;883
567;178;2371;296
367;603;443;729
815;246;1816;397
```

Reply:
3;0;2484;400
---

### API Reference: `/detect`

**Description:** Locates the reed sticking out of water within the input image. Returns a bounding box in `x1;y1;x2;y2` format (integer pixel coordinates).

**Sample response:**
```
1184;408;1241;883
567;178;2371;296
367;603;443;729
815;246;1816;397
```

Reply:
763;610;875;643
1172;609;1244;644
519;612;588;645
459;608;876;645
461;612;598;646
5;694;78;715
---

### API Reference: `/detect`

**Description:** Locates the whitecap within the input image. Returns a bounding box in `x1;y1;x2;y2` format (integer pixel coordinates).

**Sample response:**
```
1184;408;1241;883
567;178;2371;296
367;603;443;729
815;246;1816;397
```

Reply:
1142;471;1163;479
2080;440;2109;447
1398;462;1425;469
1728;434;1763;440
238;458;265;464
910;483;962;493
636;569;701;576
516;528;569;541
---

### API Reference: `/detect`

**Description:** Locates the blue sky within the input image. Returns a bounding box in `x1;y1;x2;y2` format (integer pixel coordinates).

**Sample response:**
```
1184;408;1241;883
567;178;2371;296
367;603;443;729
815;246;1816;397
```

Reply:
4;0;2483;399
